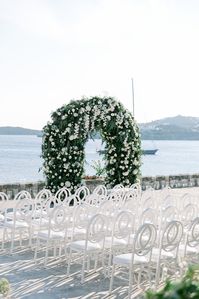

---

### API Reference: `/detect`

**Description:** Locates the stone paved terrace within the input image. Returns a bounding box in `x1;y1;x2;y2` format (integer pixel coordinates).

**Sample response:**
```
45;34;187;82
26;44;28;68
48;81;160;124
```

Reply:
0;187;199;298
0;247;144;299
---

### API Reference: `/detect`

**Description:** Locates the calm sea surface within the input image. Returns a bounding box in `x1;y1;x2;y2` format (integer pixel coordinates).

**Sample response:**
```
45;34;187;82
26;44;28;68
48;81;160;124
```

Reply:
0;135;199;184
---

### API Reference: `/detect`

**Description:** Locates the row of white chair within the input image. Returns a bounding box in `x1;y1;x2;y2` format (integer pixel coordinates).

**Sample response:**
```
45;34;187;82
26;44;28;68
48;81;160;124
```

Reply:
1;184;199;297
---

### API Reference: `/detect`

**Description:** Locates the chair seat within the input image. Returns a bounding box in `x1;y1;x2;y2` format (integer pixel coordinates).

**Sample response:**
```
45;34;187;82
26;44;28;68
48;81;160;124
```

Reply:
180;244;199;254
69;240;101;252
37;230;66;240
73;227;87;235
113;253;148;265
31;218;49;228
104;236;128;248
0;214;5;221
32;210;48;218
4;220;29;228
5;211;20;220
186;246;198;253
151;247;175;261
129;233;136;243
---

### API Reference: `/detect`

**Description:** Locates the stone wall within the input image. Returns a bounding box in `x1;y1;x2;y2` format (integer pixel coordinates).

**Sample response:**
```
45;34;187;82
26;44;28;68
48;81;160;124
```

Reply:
1;174;199;199
140;174;199;190
0;181;45;199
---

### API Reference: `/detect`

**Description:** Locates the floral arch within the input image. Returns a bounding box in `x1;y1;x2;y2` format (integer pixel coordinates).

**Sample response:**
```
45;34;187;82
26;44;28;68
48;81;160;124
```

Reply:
42;96;141;192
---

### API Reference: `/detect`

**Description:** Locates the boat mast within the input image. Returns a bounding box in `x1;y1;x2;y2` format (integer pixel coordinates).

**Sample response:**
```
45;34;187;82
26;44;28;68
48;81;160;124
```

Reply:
131;78;135;117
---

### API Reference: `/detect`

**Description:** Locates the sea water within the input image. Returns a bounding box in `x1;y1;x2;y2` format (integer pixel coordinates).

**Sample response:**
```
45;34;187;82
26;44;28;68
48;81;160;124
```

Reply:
0;135;199;184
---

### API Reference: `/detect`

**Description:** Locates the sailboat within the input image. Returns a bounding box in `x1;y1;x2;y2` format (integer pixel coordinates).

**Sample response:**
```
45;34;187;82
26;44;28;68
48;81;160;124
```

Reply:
131;78;158;155
97;148;158;156
97;79;158;156
142;149;158;155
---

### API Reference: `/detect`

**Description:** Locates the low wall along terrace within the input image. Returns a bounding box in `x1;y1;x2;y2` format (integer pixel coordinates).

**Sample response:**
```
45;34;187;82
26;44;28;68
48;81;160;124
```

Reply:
1;174;199;199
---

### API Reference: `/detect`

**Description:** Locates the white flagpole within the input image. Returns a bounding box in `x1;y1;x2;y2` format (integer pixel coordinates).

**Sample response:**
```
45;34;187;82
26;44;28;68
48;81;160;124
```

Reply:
131;78;135;117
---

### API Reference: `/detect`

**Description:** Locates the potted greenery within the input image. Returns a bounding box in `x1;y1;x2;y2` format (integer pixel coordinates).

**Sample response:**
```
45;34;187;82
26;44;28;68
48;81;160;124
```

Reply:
0;278;10;298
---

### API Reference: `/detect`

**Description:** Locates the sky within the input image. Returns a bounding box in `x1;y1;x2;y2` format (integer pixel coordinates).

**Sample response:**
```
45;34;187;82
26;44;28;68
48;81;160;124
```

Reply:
1;0;199;130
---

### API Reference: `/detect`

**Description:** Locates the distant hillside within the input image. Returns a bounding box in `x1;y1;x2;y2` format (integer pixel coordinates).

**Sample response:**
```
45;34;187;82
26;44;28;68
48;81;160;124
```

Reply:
0;127;42;135
139;115;199;140
92;115;199;140
2;115;199;139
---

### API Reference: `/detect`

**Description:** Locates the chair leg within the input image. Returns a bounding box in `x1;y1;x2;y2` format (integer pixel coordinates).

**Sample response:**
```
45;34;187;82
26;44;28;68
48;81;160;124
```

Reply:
107;251;113;277
94;254;98;271
34;237;39;263
2;228;6;250
67;248;72;276
109;264;115;294
128;266;134;299
53;244;56;258
28;227;33;247
81;253;87;284
87;256;90;272
64;244;68;259
101;250;106;275
10;229;15;254
155;261;161;290
59;244;62;259
138;268;142;288
44;241;49;266
19;230;22;247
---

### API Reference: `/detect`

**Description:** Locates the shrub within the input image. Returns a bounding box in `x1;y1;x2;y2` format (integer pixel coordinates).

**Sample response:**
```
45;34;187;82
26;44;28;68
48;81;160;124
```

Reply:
145;265;199;299
0;278;10;297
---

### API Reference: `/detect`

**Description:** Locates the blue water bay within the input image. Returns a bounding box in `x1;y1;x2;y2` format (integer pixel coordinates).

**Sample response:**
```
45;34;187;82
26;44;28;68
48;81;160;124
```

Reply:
0;136;199;184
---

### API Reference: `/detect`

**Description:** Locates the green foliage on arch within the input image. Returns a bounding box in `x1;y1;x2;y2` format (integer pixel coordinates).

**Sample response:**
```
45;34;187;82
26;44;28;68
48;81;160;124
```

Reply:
42;96;141;192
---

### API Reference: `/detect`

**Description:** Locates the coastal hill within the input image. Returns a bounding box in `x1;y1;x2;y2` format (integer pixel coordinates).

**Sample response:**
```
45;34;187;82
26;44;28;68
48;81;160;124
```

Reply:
1;115;199;140
139;115;199;140
0;126;42;135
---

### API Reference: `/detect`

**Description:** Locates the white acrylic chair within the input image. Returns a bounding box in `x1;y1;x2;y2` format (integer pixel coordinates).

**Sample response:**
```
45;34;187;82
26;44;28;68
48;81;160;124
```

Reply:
161;194;175;209
180;217;199;264
32;189;52;219
31;196;61;240
70;204;94;242
161;186;171;194
114;188;126;199
0;192;9;207
105;210;135;274
130;182;142;200
180;193;195;209
109;223;157;298
67;213;108;283
14;190;32;201
112;184;124;190
141;187;155;199
0;192;8;224
75;186;90;204
84;194;102;207
99;200;115;220
107;190;126;212
124;189;139;203
124;190;139;215
55;187;71;203
152;220;184;288
93;185;107;197
139;208;158;226
2;198;34;252
35;189;52;201
181;203;198;227
142;196;157;211
6;191;32;220
34;204;69;265
160;205;180;226
106;191;120;203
